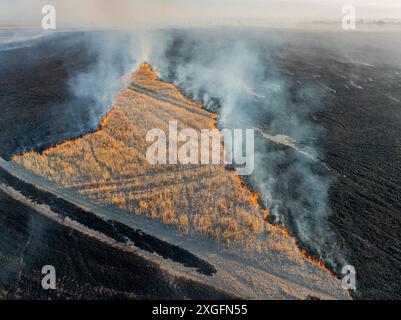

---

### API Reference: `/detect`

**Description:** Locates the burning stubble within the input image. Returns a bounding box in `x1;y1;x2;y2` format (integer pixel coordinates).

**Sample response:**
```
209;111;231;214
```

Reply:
33;28;343;267
138;29;339;265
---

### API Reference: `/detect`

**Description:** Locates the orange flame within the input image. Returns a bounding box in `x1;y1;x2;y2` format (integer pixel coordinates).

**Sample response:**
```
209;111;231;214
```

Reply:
136;63;159;80
301;249;335;275
281;228;290;237
99;110;113;130
230;172;263;207
231;163;336;277
250;193;260;204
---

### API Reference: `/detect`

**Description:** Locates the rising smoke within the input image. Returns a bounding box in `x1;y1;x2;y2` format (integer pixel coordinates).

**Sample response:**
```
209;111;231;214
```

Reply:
67;28;342;267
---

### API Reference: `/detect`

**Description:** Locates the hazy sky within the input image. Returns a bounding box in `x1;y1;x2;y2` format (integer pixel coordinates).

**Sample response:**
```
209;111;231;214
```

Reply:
1;0;401;27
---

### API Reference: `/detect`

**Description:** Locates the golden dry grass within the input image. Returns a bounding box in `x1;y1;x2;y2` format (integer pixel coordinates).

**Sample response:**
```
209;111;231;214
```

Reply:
13;64;267;245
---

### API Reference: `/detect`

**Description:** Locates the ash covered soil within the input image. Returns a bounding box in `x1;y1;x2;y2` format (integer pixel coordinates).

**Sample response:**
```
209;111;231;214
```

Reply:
0;32;102;158
0;187;231;300
270;31;401;299
1;30;401;299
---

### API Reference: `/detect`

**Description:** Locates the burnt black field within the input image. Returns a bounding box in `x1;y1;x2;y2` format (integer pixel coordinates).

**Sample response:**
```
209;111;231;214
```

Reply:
272;33;401;299
1;29;401;299
0;32;100;159
0;187;232;300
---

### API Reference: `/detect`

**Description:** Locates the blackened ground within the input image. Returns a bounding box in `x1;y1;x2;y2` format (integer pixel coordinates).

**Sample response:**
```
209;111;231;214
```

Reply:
0;32;98;160
0;189;233;300
270;31;401;299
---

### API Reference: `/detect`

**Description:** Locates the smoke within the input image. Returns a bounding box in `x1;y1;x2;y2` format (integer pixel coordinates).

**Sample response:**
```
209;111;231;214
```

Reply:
66;28;342;266
66;33;133;128
0;29;48;52
3;0;401;28
145;29;339;263
65;30;175;129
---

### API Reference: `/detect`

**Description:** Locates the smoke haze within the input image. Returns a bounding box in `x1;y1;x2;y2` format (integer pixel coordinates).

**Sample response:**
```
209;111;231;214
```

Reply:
59;28;346;267
1;0;401;27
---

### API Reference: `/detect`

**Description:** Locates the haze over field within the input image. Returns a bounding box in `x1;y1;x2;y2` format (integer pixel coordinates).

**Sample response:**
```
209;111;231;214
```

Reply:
1;0;401;27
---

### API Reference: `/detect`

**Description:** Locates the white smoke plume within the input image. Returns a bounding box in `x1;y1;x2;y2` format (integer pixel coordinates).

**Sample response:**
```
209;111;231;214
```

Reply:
67;28;342;267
